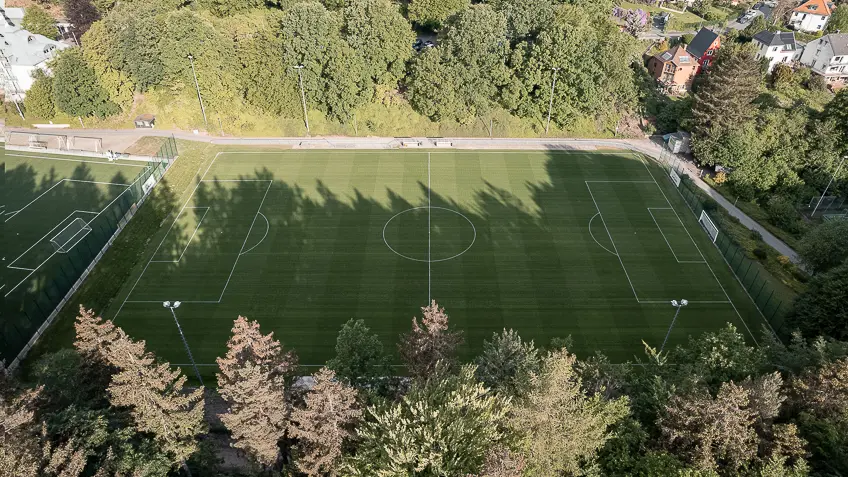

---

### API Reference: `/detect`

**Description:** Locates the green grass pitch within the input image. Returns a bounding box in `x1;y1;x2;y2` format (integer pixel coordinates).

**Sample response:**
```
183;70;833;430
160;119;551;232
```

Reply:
104;149;767;372
3;150;152;356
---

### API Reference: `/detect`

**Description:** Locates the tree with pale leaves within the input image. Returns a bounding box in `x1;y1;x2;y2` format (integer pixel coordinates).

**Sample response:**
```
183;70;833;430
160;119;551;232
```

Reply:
216;316;298;468
291;367;361;476
106;330;205;472
73;305;119;359
398;300;464;379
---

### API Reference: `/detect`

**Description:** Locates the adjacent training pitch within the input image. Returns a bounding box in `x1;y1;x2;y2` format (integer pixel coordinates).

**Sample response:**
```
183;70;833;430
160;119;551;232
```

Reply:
110;149;766;369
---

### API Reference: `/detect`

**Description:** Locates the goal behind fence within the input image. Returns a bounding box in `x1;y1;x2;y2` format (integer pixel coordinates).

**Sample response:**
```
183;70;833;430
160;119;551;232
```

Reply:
698;210;719;243
51;218;92;253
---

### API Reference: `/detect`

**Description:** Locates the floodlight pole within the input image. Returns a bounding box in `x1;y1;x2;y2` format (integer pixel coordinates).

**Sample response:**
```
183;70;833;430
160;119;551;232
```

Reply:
812;155;847;217
545;67;560;135
187;54;209;132
293;65;310;136
660;299;688;353
163;301;204;387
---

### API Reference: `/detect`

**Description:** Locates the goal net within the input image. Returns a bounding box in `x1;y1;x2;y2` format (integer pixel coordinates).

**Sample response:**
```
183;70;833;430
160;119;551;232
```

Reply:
669;169;682;187
698;210;719;243
51;218;92;253
69;136;103;153
6;132;68;150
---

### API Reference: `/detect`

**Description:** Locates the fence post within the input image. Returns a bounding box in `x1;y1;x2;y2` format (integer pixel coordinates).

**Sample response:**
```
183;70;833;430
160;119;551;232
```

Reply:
742;261;753;284
761;289;775;311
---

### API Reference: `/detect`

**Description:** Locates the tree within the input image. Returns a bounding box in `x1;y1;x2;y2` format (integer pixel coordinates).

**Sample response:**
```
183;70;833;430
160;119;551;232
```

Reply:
99;1;165;90
216;316;297;468
290;368;361;476
342;0;415;85
510;348;629;474
197;0;264;17
823;89;848;152
51;48;116;117
82;22;135;111
326;318;391;388
827;4;848;33
73;305;119;360
669;323;765;390
691;44;762;138
407;0;470;27
398;300;464;379
63;0;99;37
345;364;513;476
799;219;848;274
106;330;205;471
660;382;759;472
24;70;55;118
474;328;540;399
772;62;794;87
789;263;848;341
488;0;554;39
22;6;57;39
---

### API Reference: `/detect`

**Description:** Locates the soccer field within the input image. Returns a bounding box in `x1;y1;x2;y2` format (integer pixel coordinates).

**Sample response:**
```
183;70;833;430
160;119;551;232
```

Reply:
2;150;165;362
109;149;766;370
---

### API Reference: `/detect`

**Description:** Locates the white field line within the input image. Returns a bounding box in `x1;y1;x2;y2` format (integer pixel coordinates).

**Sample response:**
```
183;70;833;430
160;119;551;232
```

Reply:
648;208;705;264
7;266;35;271
6;179;131;222
6;153;147;168
113;151;226;321
149;207;211;263
239;212;270;256
428;152;431;303
637;155;759;346
7;211;80;267
585;181;639;301
217;180;273;302
588;213;617;256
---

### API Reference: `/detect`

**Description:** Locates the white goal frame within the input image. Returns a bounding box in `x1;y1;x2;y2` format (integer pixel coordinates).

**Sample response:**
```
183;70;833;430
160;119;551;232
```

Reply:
669;169;681;187
50;217;93;253
698;210;719;243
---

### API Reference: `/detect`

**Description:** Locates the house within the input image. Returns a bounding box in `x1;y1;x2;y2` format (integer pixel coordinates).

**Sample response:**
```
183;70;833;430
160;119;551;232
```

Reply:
686;28;720;72
753;31;801;72
0;0;69;101
799;33;848;87
788;0;835;33
647;44;699;94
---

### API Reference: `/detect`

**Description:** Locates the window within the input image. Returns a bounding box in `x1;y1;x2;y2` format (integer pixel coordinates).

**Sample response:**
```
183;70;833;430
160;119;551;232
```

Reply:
706;49;714;55
835;56;843;62
773;46;779;51
679;55;690;63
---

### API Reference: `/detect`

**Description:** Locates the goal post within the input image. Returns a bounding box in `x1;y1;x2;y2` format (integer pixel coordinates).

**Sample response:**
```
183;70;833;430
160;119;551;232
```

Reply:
51;218;92;253
69;136;103;153
6;132;68;150
669;169;682;188
698;210;719;243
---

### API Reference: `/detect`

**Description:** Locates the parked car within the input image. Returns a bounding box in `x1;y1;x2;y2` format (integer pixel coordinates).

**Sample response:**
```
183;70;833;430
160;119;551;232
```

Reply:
413;39;423;51
424;40;435;48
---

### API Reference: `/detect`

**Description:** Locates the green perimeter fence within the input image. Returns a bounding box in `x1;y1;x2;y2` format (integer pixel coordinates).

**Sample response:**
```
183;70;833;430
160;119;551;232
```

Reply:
660;149;788;335
1;136;178;366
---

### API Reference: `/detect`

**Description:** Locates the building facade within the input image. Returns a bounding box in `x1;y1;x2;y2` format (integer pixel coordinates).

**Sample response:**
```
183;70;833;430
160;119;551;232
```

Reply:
647;45;699;94
753;31;801;73
799;34;848;87
788;0;834;33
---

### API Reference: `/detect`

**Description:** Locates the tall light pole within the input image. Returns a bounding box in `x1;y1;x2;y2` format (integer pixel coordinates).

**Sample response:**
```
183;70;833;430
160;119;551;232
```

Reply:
187;54;208;132
660;299;688;353
812;155;847;217
545;67;560;135
293;65;310;136
163;301;204;387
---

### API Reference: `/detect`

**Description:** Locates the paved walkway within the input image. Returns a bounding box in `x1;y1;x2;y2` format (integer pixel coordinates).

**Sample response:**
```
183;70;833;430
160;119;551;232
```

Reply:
4;128;802;263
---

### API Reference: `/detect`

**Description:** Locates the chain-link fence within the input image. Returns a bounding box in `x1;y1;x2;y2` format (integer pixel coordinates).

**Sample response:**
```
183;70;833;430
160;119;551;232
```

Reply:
659;148;789;334
2;136;178;366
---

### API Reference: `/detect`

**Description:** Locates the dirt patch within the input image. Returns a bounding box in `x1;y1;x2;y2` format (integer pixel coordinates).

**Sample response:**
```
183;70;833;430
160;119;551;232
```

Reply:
124;136;168;156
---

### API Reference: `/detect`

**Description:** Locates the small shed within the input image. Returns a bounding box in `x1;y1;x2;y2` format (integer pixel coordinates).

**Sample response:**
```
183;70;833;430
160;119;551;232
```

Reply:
134;114;155;129
666;131;691;154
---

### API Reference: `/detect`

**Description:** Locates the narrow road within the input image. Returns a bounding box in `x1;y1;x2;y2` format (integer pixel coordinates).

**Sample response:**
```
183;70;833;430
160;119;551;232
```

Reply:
4;128;802;264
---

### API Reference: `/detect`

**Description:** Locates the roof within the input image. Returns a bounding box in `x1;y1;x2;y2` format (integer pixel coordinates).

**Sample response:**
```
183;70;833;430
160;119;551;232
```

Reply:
753;2;774;19
752;30;797;49
821;33;848;56
793;0;833;16
135;114;155;122
686;28;719;59
654;45;696;67
0;3;69;67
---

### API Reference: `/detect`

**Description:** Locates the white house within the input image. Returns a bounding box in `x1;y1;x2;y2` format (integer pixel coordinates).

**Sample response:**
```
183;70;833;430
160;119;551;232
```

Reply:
0;0;69;101
799;34;848;87
788;0;835;33
753;31;801;72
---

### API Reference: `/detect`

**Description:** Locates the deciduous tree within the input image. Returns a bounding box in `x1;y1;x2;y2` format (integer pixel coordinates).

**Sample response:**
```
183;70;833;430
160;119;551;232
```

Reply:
398;300;464;379
51;48;116;117
407;0;470;27
216;316;297;467
799;218;848;274
24;70;55;118
511;348;629;474
789;262;848;340
326;318;391;388
63;0;100;37
291;368;361;476
342;0;415;86
22;6;57;39
346;364;512;476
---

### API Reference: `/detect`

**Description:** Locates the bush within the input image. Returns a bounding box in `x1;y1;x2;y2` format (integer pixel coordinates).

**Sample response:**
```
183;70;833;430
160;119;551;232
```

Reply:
750;230;763;242
776;255;791;266
23;70;55;118
808;74;828;92
765;196;801;234
771;63;793;87
753;247;768;260
22;5;58;39
702;197;719;212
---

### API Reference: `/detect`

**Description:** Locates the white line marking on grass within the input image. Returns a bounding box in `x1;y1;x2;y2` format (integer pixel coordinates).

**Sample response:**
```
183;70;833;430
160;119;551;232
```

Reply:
7;266;35;271
240;212;270;256
200;179;273;182
5;180;67;222
588;213;617;256
218;180;274;302
584;180;656;183
585;182;639;301
6;153;147;168
648;208;684;263
428;152;431;303
7;211;79;266
154;207;210;263
113;152;225;321
637;154;759;346
640;300;731;304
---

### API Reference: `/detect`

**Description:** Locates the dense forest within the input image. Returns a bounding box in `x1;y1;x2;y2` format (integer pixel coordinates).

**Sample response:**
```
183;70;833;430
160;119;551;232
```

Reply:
2;302;848;476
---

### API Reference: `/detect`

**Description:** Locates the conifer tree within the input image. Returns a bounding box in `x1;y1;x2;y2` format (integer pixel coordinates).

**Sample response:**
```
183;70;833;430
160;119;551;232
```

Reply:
106;330;205;472
73;305;118;359
398;300;464;379
216;316;298;468
691;44;762;137
291;367;361;476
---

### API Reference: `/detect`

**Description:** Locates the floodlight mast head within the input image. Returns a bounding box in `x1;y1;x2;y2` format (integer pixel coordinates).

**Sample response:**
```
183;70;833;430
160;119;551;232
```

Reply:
671;300;678;307
681;299;688;307
163;301;170;308
174;301;181;308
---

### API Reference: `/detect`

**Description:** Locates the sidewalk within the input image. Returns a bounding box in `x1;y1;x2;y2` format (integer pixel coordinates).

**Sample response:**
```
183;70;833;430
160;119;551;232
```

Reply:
5;128;802;263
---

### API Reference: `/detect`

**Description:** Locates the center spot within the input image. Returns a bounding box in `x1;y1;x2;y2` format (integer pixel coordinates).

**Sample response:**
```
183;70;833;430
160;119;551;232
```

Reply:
382;207;476;262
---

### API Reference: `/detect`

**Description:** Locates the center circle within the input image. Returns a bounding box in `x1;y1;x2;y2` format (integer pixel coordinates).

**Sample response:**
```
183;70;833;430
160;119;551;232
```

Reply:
382;206;477;262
